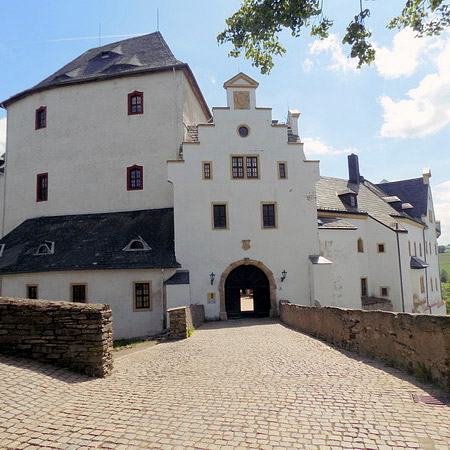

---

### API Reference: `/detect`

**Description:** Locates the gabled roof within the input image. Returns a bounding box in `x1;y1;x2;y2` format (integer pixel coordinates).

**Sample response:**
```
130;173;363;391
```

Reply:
223;72;259;89
376;178;428;219
1;32;211;119
0;208;180;275
316;177;409;231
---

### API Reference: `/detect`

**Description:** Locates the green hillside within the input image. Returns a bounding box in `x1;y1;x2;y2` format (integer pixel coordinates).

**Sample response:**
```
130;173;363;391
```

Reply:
439;252;450;275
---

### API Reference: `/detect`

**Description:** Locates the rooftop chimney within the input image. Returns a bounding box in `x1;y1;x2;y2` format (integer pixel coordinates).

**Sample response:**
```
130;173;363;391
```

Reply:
422;168;431;184
348;153;360;184
287;109;301;139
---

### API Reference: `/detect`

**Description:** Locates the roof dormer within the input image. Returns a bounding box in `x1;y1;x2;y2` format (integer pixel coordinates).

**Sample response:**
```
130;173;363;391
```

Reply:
223;72;259;110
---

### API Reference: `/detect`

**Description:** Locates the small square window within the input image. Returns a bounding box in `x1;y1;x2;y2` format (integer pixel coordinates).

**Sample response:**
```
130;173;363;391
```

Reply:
202;162;212;180
380;287;389;297
127;165;143;190
35;106;47;130
134;282;151;310
262;203;277;229
27;285;38;299
278;162;287;179
377;243;385;253
128;91;144;115
71;284;87;303
36;173;48;202
212;204;228;229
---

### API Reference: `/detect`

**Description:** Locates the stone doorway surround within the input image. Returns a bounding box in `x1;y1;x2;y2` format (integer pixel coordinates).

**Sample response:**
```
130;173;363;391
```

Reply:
218;258;278;320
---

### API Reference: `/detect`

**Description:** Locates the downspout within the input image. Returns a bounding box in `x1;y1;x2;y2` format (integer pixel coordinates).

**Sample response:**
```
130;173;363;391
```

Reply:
161;268;167;329
395;224;405;313
423;228;431;313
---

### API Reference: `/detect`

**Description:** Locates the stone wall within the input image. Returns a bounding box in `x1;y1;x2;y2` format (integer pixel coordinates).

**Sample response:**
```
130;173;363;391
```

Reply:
280;301;450;391
0;297;113;377
361;297;393;311
168;304;205;339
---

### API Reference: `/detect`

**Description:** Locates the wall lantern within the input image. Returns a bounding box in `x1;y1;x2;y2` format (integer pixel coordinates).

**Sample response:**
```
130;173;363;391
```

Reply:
210;272;215;285
281;270;287;282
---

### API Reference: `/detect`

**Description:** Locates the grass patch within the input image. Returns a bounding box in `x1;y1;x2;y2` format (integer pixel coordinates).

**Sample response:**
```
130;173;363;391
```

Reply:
113;337;156;351
439;252;450;275
414;362;433;384
187;327;195;337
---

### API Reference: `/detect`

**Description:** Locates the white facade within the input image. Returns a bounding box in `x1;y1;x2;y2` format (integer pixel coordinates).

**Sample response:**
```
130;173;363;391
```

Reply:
0;34;445;340
168;74;320;319
2;69;208;236
2;269;176;339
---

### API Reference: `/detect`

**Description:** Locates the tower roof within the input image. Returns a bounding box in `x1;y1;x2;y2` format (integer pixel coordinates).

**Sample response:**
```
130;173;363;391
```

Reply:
1;32;210;118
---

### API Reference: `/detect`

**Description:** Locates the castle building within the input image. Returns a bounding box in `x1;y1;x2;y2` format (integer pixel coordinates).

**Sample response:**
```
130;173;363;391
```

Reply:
0;33;444;339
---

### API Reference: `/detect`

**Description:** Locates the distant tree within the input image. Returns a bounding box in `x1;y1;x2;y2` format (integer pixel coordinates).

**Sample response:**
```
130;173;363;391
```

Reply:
218;0;450;74
441;282;450;314
440;269;448;282
438;245;446;253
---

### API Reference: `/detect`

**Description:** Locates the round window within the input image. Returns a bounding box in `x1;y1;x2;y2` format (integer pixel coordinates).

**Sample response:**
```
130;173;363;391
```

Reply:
238;125;250;137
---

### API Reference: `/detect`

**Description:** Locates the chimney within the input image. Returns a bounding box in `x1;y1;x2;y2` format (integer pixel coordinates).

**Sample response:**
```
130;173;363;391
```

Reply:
287;109;301;138
348;153;360;184
422;168;431;184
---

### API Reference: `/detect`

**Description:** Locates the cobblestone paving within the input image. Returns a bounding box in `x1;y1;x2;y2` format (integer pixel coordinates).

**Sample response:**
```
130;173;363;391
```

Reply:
1;318;449;449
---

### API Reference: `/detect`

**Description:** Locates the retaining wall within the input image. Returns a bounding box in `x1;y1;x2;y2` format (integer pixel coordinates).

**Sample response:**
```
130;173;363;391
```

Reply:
168;304;205;339
280;301;450;391
0;297;113;377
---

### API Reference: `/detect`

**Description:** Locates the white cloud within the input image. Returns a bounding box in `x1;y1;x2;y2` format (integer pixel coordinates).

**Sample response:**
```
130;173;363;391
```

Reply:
301;58;313;73
0;118;6;155
379;38;450;138
373;29;436;79
433;181;450;244
309;34;359;73
210;77;217;84
303;136;356;157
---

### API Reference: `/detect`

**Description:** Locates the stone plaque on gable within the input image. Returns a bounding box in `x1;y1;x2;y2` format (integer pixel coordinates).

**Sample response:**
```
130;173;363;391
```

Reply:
234;91;250;110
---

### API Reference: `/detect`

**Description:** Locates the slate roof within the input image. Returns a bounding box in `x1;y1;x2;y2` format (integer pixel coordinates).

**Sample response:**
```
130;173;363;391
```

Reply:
376;178;428;219
0;208;180;275
1;32;211;120
316;177;414;231
165;270;190;285
318;217;358;230
410;256;429;269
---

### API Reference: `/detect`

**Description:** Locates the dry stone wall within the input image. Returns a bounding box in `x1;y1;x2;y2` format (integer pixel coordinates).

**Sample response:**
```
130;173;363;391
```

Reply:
280;301;450;391
0;297;113;377
168;304;205;339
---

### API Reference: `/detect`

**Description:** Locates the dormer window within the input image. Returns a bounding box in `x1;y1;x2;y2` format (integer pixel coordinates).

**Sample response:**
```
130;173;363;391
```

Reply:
35;106;47;130
128;91;144;115
35;241;55;255
123;236;151;252
338;190;358;209
101;51;110;59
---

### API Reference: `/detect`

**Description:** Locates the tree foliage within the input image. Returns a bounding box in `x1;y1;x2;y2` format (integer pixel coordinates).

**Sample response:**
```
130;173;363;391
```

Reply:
217;0;450;74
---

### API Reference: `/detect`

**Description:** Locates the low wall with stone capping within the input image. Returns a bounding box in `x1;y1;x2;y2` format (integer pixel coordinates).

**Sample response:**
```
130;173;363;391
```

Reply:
168;304;205;339
0;297;113;377
280;301;450;391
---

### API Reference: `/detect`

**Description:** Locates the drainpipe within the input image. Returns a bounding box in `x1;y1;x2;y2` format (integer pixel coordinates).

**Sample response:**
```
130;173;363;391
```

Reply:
423;228;431;313
395;224;405;313
161;269;167;329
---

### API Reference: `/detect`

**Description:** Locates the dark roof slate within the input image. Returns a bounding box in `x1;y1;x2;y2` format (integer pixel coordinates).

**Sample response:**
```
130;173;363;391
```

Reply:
318;217;358;230
165;270;190;285
316;177;417;231
376;178;428;218
2;32;185;107
410;256;429;269
0;208;180;275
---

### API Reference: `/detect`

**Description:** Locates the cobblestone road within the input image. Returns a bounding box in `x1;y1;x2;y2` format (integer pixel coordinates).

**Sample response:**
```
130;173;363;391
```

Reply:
1;318;449;449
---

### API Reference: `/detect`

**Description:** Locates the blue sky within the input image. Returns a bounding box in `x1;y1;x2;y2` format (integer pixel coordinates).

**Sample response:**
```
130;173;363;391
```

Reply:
1;0;450;242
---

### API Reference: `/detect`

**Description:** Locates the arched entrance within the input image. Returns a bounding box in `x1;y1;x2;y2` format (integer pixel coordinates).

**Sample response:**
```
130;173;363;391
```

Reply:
218;259;278;320
225;265;270;319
